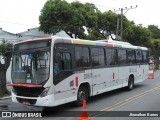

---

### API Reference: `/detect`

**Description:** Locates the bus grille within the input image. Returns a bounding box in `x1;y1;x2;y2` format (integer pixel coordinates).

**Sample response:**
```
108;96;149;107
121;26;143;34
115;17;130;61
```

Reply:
13;86;44;97
16;97;37;105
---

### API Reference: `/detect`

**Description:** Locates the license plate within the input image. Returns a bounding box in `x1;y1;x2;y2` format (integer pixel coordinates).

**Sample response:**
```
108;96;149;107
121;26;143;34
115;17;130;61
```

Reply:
22;101;30;105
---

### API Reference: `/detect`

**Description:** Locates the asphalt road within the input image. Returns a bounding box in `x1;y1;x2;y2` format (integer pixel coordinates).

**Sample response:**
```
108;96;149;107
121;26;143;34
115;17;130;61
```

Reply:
1;70;160;120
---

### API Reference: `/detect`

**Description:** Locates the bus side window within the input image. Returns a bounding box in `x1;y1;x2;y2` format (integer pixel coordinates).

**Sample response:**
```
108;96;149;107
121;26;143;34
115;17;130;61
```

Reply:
106;48;117;66
127;49;136;64
61;53;71;70
54;52;71;74
142;50;148;64
118;49;127;65
136;50;143;64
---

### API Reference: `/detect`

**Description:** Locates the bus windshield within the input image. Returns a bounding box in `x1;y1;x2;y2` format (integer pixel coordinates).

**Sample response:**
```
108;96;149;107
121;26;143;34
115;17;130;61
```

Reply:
12;50;50;85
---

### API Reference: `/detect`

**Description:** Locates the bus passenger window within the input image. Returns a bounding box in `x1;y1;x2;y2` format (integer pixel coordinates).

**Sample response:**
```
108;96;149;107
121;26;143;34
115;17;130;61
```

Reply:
127;50;136;64
106;48;117;66
75;47;90;68
61;53;71;70
54;63;60;74
118;49;127;65
142;51;148;63
91;48;99;66
54;52;71;74
136;50;143;64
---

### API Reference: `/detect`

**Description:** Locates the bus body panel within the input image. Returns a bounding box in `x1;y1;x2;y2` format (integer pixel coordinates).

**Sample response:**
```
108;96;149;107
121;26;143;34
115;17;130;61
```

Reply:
118;66;128;87
142;64;149;80
136;65;143;82
54;74;77;102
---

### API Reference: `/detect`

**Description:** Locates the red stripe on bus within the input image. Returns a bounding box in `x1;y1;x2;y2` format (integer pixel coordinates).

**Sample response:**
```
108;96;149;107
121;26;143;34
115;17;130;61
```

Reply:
7;84;42;88
76;77;78;87
113;72;115;79
106;44;113;47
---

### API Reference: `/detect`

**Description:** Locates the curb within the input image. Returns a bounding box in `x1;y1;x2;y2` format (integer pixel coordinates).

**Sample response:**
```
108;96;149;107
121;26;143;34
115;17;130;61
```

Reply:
0;96;11;100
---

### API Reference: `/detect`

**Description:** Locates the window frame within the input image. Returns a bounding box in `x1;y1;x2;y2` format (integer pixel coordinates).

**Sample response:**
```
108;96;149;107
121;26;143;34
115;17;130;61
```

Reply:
117;48;127;66
105;48;117;67
135;50;143;64
75;46;91;68
127;49;136;65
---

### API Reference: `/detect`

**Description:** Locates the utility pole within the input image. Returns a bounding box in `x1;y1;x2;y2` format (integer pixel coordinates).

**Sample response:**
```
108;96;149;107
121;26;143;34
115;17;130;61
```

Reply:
116;18;119;37
120;8;123;40
114;5;138;41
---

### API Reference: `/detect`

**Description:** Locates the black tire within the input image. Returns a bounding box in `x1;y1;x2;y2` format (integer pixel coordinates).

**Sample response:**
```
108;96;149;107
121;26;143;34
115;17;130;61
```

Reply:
127;76;134;91
75;86;89;106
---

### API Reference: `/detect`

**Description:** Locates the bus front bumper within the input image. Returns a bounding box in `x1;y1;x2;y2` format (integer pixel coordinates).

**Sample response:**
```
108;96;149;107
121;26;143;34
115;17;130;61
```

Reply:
11;93;55;107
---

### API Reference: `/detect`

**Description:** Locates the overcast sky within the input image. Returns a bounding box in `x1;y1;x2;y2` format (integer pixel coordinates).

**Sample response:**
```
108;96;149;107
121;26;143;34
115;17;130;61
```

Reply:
0;0;159;33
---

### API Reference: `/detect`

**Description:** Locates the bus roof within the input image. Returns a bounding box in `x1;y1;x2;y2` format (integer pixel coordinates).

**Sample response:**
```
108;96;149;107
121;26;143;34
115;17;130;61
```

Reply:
15;36;148;50
60;37;148;50
16;36;52;44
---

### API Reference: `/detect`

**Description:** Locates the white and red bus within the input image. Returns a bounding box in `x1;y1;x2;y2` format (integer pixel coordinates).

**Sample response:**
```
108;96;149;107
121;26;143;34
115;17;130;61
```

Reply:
9;36;149;107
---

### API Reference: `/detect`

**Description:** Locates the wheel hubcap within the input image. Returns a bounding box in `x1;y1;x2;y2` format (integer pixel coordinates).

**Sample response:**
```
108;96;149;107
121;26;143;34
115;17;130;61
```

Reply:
79;91;85;101
130;81;133;88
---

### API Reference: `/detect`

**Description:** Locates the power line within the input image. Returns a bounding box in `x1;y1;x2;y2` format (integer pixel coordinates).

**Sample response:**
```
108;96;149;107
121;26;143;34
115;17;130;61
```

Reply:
114;5;138;41
127;14;144;25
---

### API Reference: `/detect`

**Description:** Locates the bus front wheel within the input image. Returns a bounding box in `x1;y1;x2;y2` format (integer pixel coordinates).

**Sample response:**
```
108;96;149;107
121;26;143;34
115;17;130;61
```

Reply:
75;86;89;106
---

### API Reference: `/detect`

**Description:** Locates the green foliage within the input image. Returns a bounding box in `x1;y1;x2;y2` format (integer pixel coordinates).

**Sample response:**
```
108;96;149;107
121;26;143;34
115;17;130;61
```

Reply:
148;39;160;68
86;29;105;40
0;40;13;95
148;25;160;39
39;0;135;40
98;11;118;35
69;2;99;38
123;25;151;46
0;40;13;56
39;0;73;36
39;0;160;56
39;0;100;38
148;39;160;52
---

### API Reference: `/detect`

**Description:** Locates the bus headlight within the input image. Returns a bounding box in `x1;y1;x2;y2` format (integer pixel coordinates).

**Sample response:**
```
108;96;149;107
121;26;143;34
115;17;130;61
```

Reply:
40;87;50;97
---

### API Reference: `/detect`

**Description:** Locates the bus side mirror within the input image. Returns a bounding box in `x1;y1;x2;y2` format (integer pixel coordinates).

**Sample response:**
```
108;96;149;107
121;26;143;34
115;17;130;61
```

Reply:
55;53;61;62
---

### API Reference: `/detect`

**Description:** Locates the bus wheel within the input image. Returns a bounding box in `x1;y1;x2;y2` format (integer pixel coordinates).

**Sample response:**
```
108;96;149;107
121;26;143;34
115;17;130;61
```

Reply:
127;76;134;91
75;86;89;106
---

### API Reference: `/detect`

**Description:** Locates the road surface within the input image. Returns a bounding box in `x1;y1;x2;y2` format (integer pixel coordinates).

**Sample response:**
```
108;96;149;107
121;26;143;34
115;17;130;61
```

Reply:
1;70;160;120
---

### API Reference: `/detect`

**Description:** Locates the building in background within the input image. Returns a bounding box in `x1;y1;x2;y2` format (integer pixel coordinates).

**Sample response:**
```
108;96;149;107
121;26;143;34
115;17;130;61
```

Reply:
0;27;18;44
0;27;70;44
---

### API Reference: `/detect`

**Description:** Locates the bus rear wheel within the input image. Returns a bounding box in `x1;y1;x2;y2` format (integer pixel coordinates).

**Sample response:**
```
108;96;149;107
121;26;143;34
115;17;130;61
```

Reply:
75;86;89;106
127;76;134;91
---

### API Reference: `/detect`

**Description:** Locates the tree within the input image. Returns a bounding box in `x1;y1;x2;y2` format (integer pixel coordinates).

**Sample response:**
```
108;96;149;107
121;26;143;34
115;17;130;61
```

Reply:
79;3;99;32
148;39;160;69
72;3;103;40
148;25;160;39
0;40;13;95
39;0;73;37
39;0;100;39
86;11;121;40
123;25;151;46
86;28;105;40
96;11;118;38
39;0;83;38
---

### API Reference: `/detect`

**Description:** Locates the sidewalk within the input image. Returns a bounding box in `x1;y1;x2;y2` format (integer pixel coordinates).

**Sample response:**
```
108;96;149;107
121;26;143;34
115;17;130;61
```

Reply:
0;95;11;100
